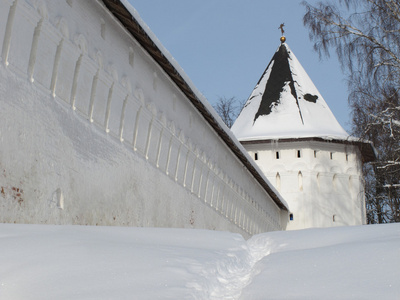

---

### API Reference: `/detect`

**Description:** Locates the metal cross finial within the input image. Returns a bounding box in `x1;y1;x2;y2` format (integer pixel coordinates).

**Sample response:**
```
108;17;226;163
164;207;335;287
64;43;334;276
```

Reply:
279;23;285;36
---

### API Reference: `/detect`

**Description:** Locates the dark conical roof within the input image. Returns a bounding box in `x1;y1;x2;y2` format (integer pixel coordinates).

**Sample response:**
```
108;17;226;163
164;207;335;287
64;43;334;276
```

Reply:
231;43;349;141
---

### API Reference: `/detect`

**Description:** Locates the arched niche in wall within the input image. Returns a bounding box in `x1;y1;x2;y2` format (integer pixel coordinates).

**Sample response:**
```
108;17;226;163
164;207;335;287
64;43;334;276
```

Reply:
313;163;327;174
276;172;281;192
27;0;49;83
269;164;287;173
298;171;303;191
86;50;103;123
199;151;208;167
50;17;70;98
345;167;357;175
100;18;106;40
121;75;132;95
292;162;308;173
146;101;157;117
107;64;119;83
333;174;338;191
167;120;176;136
95;51;104;71
152;71;158;91
134;87;145;105
33;0;49;20
178;128;186;144
330;166;342;174
157;110;167;126
349;175;358;199
73;34;88;55
128;47;134;68
69;34;89;110
55;17;70;39
186;138;194;153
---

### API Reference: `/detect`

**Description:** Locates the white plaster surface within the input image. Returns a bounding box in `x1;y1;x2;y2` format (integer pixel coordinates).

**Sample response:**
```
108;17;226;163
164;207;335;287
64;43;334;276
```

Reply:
0;0;286;236
243;140;365;230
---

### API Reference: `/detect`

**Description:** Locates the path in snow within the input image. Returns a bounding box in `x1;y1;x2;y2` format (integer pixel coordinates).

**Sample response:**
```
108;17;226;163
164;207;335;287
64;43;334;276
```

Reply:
0;223;399;299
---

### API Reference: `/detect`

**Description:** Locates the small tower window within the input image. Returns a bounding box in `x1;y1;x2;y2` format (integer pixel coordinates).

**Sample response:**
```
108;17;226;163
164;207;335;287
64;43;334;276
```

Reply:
254;152;258;160
330;152;333;160
346;153;349;161
290;213;294;221
314;150;317;158
333;174;338;190
333;214;336;222
276;151;280;159
297;150;301;158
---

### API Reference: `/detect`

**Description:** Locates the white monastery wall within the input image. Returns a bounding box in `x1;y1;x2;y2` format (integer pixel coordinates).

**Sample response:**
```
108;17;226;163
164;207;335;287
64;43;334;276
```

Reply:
244;140;366;230
0;0;286;237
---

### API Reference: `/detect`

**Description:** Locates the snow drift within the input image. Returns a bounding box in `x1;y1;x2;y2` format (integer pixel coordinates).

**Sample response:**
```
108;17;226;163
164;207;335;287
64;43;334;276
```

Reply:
0;223;399;299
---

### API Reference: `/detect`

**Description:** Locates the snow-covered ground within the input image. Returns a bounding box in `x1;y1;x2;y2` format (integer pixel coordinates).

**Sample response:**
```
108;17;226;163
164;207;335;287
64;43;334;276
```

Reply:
0;223;399;299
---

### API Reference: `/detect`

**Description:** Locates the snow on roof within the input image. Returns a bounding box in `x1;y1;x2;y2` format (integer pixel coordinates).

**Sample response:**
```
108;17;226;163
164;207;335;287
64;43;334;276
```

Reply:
231;42;349;141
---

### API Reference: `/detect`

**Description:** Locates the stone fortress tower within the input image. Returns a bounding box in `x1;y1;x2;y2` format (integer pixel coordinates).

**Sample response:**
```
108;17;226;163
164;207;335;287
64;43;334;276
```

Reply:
231;34;376;230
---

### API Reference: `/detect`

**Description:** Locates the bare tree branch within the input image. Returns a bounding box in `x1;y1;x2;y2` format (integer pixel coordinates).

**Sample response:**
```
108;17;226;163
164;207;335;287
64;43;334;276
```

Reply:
303;0;400;223
212;97;243;128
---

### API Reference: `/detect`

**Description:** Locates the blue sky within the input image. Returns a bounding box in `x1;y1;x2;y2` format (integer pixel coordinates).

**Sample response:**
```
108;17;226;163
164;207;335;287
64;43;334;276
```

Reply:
128;0;351;132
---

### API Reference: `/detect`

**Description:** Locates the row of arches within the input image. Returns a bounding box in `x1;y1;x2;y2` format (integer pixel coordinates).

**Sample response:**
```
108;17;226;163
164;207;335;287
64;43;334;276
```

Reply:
0;0;284;234
275;171;359;194
266;161;358;176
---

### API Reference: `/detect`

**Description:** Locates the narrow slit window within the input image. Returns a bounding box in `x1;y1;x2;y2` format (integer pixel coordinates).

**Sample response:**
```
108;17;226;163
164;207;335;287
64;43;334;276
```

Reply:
346;153;349;161
297;150;301;158
333;214;336;222
330;152;333;160
254;152;258;160
290;213;294;221
314;150;317;158
276;151;280;159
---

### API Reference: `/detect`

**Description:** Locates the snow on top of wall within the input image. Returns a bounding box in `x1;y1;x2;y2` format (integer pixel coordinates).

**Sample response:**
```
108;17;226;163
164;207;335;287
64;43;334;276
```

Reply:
231;43;349;142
